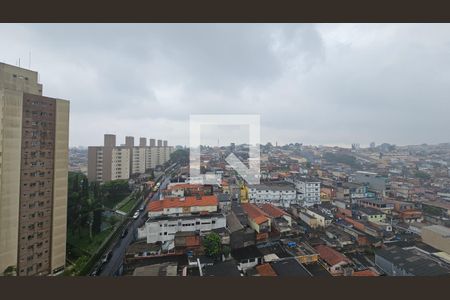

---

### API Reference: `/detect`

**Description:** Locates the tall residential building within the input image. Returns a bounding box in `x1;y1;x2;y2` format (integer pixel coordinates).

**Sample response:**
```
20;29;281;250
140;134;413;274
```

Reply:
0;62;70;276
88;135;131;183
88;134;174;182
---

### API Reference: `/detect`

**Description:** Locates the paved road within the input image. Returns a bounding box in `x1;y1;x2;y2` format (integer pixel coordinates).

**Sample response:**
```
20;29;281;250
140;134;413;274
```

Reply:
96;167;176;276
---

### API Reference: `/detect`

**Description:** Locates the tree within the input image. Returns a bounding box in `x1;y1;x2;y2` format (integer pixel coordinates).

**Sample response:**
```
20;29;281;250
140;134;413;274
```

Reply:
170;148;189;165
204;232;221;259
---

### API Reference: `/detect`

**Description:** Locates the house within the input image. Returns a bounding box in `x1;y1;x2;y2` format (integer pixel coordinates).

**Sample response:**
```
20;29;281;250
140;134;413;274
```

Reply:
304;206;333;227
356;198;394;213
241;203;271;234
315;244;352;275
353;207;386;223
259;203;292;235
298;210;320;229
324;225;354;248
231;245;264;272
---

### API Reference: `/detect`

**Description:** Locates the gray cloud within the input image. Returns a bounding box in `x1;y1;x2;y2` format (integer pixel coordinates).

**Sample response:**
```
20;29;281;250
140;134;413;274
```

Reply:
1;24;449;147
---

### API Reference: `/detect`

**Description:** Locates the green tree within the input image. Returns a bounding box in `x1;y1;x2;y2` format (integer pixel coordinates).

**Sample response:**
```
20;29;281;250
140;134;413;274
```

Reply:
204;232;221;259
170;148;189;165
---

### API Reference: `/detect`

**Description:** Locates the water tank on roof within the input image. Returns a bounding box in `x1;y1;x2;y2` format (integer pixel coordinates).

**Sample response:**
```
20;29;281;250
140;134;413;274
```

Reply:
288;241;297;248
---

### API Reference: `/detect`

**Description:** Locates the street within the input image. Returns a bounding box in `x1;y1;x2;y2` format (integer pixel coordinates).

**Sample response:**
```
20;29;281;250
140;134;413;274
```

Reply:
96;167;175;276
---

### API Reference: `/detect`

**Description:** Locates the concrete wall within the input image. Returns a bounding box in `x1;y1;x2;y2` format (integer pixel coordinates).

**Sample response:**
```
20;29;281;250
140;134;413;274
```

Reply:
0;89;23;274
51;99;70;274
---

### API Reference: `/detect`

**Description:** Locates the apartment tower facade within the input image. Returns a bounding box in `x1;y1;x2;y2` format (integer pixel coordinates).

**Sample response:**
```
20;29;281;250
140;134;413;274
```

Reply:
0;63;70;276
88;134;173;183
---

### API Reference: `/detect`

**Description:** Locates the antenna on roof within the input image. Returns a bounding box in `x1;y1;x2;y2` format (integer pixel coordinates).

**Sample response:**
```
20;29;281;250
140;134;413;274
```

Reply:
18;58;20;68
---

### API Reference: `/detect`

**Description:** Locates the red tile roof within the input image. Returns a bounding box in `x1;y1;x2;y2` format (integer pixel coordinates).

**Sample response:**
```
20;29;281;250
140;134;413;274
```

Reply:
167;183;205;190
148;195;218;211
241;203;269;225
256;264;277;276
314;245;351;266
259;203;289;218
352;269;379;276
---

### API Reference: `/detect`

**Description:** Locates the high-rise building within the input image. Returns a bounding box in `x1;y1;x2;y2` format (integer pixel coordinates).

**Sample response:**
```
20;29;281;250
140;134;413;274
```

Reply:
88;135;174;182
88;134;131;183
0;62;70;276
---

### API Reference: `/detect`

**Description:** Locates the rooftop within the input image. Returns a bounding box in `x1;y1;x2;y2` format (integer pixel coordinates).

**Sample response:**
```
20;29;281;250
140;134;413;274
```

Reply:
256;263;277;276
270;258;312;276
375;246;450;276
231;245;263;261
241;203;269;225
148;195;218;211
203;261;242;277
315;244;351;266
423;225;450;237
132;262;178;276
226;211;245;232
259;203;289;218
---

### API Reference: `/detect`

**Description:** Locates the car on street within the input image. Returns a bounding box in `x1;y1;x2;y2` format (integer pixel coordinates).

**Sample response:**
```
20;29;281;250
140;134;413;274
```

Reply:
139;204;145;211
101;250;113;264
121;228;128;238
133;211;140;219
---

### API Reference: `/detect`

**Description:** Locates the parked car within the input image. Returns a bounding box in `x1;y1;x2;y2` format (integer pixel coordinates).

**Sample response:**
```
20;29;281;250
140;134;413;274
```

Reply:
101;250;113;264
133;211;140;219
120;228;128;238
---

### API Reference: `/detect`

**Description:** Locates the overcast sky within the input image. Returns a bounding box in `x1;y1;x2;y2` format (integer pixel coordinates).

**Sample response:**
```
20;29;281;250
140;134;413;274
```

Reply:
1;24;450;147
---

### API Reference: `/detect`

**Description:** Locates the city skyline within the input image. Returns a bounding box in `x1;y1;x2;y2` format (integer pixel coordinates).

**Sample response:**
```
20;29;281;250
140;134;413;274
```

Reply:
1;24;450;147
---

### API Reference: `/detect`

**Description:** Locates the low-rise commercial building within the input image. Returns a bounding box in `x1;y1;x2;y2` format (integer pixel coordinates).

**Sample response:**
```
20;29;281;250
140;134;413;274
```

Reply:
137;212;226;243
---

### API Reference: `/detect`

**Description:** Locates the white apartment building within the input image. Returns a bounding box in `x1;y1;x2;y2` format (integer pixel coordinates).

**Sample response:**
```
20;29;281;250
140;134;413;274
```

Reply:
286;177;321;206
248;183;297;208
111;147;130;180
132;146;147;174
137;213;226;243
